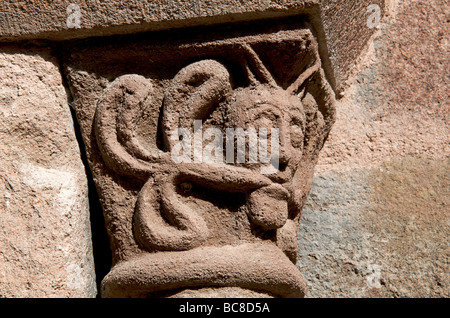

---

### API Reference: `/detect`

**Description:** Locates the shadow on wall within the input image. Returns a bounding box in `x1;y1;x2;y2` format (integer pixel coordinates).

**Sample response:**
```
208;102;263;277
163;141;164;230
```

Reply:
69;106;112;296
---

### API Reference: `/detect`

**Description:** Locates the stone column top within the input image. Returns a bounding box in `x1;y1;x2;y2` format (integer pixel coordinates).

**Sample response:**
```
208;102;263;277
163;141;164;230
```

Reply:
0;0;385;93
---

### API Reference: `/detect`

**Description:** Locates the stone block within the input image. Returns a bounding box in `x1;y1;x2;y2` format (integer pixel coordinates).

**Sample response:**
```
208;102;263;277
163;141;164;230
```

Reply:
0;0;385;92
0;46;97;297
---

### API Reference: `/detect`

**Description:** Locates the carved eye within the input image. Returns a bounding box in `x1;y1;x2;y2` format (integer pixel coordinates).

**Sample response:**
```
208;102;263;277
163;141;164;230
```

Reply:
251;108;279;132
290;118;304;149
253;117;275;131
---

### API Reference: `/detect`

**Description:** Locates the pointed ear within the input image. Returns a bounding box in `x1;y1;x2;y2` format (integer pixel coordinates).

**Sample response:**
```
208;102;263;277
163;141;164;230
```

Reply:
95;74;164;179
241;44;278;88
286;46;321;95
161;59;232;151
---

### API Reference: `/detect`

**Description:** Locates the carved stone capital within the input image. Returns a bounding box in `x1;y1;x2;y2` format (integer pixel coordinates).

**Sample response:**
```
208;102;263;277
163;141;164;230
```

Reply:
64;18;335;298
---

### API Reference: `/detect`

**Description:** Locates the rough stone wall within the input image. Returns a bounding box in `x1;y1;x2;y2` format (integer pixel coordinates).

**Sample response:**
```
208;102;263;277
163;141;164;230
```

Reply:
297;0;449;297
0;46;97;297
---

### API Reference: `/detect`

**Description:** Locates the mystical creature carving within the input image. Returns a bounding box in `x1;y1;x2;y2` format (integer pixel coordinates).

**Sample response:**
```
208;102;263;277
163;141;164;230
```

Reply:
94;34;335;298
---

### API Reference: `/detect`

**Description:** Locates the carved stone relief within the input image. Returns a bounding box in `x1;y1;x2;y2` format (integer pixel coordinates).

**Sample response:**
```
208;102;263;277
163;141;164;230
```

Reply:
64;19;336;298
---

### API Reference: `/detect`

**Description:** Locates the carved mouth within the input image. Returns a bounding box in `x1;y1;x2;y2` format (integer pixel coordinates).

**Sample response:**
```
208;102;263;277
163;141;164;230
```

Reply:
101;243;306;298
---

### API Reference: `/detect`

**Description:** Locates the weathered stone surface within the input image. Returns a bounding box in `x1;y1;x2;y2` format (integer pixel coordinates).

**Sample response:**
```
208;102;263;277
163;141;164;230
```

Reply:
0;46;96;297
1;0;443;299
63;18;335;297
0;0;385;92
297;0;449;297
